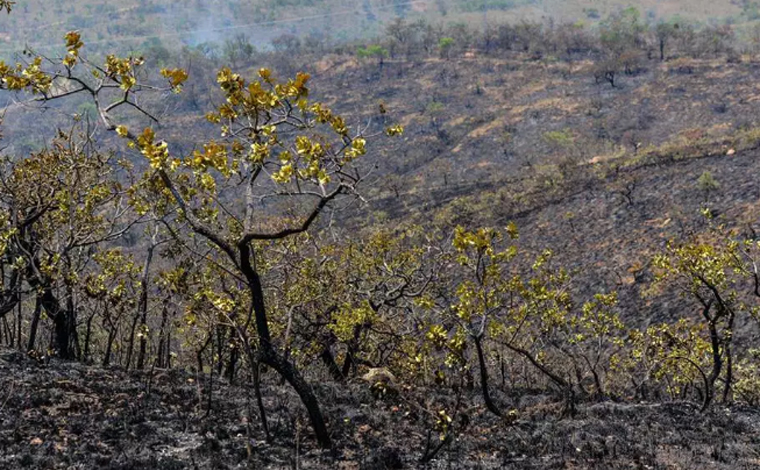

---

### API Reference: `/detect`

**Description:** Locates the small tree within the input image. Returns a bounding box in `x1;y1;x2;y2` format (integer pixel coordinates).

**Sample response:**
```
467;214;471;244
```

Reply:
357;44;389;68
697;170;720;203
655;21;679;61
124;69;382;448
423;225;626;415
594;57;619;88
446;226;517;417
651;229;751;409
0;133;135;360
222;33;255;68
438;37;455;60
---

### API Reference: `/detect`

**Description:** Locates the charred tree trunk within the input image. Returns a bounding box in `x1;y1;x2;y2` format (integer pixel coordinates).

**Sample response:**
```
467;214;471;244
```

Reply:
320;347;345;382
216;324;225;375
0;269;22;323
26;258;75;359
722;310;736;403
474;335;502;418
341;323;365;378
65;286;81;360
26;296;42;351
196;334;212;375
226;335;238;383
341;350;355;378
252;359;270;441
156;302;171;368
165;331;172;368
239;242;331;449
102;304;118;367
15;301;21;350
103;326;117;367
136;245;155;370
83;311;96;362
723;341;733;403
701;300;721;411
125;312;139;369
39;287;76;359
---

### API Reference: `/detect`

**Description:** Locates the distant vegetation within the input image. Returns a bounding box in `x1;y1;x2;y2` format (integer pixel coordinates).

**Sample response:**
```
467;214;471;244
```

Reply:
3;1;760;468
0;0;751;59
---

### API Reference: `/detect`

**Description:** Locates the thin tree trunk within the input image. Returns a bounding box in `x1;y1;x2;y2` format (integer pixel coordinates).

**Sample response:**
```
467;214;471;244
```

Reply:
261;349;330;447
723;341;733;403
320;347;345;382
125;313;139;369
196;335;212;375
66;285;81;360
103;327;117;367
701;299;721;410
3;314;14;347
240;242;331;448
15;276;22;350
156;302;170;368
341;324;364;378
103;328;116;367
252;359;270;441
27;295;42;353
165;330;172;368
723;311;736;403
341;350;354;378
474;336;502;417
205;356;214;417
83;312;96;363
216;324;225;375
136;245;155;370
103;306;116;367
226;335;238;383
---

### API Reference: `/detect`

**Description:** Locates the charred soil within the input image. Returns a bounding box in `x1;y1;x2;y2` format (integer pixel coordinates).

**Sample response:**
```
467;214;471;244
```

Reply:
1;349;759;469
